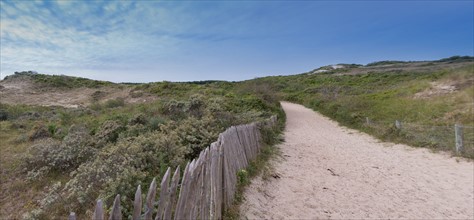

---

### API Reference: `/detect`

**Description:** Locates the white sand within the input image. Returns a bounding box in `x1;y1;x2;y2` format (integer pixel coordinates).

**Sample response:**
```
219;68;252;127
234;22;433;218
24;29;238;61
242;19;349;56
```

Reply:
241;102;474;219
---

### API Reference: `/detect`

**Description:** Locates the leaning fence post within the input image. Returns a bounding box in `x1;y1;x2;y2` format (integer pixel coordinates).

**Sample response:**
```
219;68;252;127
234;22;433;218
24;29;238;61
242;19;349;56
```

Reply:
455;124;464;153
93;199;104;220
109;194;121;220
395;120;402;129
132;185;142;220
68;212;76;220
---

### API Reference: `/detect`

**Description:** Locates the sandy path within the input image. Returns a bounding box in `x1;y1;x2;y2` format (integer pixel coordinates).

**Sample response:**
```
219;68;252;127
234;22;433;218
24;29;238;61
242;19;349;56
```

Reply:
241;102;474;219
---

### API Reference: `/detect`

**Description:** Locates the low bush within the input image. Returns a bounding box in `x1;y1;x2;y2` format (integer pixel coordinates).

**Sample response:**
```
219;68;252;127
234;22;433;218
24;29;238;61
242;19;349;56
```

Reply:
25;124;96;181
90;90;107;102
104;97;125;108
29;124;51;141
94;120;124;147
18;88;282;218
0;109;8;121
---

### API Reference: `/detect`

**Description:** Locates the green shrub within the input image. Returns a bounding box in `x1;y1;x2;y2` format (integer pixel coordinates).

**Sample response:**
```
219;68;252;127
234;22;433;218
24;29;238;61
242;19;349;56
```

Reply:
59;111;73;125
90;90;107;102
149;116;165;131
128;113;147;125
0;109;8;121
18;78;284;218
29;124;51;141
94;120;125;147
48;123;57;136
105;97;125;108
162;99;187;119
63;130;187;215
89;102;103;111
237;169;249;186
25;124;95;180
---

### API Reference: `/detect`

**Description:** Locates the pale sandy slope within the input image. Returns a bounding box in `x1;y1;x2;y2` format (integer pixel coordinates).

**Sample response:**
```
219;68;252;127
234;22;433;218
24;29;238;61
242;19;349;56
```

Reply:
241;102;474;219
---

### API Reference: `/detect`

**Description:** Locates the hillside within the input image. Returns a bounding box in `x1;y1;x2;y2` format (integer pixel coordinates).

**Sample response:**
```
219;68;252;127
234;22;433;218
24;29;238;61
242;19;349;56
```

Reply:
0;56;472;218
0;72;158;108
0;74;283;219
249;57;474;157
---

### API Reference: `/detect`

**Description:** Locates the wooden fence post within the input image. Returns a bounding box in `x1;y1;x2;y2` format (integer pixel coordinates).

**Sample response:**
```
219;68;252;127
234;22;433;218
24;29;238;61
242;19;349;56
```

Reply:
144;178;157;220
455;124;464;153
93;199;104;220
156;168;171;220
69;212;76;220
395;120;402;129
366;117;370;125
132;185;142;220
164;167;180;219
109;194;121;220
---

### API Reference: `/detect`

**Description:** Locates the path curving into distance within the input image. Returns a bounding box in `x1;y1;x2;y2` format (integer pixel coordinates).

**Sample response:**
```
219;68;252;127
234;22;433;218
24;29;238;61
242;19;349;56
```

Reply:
241;102;474;219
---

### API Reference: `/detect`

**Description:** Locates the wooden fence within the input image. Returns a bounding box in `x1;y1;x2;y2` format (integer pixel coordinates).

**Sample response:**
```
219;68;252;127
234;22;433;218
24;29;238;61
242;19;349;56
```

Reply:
365;117;474;156
68;115;277;220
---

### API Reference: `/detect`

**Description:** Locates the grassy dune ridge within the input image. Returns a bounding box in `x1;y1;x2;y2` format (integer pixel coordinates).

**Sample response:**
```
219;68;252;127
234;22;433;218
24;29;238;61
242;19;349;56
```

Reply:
0;57;472;218
251;60;474;157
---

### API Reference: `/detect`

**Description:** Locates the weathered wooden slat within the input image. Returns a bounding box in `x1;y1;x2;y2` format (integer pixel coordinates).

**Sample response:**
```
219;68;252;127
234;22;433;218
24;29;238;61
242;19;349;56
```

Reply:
69;212;76;220
200;149;208;219
209;143;217;219
220;133;229;209
217;140;223;219
186;159;198;219
186;162;197;219
93;199;104;220
227;131;237;209
144;178;157;220
155;167;171;220
199;148;209;220
203;148;210;219
221;131;236;208
203;147;212;220
164;166;180;220
132;185;142;220
248;124;258;158
248;124;257;154
210;139;223;219
246;125;257;160
230;131;239;205
236;125;251;162
247;125;256;160
109;194;121;220
256;124;262;152
234;127;249;169
185;159;199;219
254;123;262;152
190;150;206;219
194;150;203;219
174;162;190;220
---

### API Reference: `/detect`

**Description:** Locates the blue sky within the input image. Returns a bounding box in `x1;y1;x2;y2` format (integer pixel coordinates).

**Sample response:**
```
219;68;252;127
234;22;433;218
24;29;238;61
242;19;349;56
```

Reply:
1;0;473;83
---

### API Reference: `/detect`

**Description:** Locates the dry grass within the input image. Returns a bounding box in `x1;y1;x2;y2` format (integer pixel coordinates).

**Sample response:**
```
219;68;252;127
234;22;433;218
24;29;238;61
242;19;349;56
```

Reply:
0;121;46;219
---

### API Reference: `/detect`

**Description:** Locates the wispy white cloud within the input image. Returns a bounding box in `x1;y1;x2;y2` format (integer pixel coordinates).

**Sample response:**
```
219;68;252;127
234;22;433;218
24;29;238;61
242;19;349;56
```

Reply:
0;0;186;80
1;0;286;81
1;1;472;82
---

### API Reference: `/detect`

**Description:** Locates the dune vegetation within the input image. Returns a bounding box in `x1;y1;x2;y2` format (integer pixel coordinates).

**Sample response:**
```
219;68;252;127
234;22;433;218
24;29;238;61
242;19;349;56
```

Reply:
0;74;284;219
0;56;472;219
251;58;474;157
